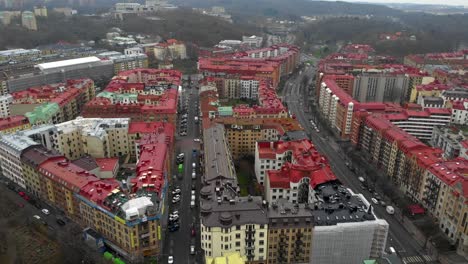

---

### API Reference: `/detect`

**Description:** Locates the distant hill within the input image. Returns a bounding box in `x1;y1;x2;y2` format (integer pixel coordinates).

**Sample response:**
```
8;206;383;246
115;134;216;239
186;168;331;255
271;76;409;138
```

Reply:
170;0;403;18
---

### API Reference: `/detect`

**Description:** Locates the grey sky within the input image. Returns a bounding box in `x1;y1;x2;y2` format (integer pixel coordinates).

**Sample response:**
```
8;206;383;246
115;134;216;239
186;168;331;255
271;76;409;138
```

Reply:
326;0;468;6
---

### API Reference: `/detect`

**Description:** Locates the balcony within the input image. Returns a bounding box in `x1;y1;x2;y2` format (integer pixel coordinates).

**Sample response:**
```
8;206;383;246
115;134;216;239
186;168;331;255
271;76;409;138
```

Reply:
245;237;255;243
245;244;255;250
246;229;256;235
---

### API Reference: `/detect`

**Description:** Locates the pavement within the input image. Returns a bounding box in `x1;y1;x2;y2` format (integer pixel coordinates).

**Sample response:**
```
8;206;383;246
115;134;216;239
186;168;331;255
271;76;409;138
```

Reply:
161;77;202;264
282;60;439;264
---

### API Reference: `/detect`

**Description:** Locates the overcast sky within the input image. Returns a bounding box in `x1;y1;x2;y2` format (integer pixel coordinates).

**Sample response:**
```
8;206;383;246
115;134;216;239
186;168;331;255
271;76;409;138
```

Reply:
325;0;468;6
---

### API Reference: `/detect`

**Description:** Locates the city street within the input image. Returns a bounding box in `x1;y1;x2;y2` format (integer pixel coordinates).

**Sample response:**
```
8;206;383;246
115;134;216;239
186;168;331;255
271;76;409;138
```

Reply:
162;76;202;264
282;60;439;264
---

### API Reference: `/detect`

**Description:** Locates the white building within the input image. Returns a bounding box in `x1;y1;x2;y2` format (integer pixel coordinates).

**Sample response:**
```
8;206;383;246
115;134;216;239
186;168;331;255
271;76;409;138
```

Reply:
451;100;468;125
311;219;389;264
124;47;144;56
242;35;263;48
0;134;39;188
389;108;452;141
0;94;12;118
240;79;259;99
255;139;337;204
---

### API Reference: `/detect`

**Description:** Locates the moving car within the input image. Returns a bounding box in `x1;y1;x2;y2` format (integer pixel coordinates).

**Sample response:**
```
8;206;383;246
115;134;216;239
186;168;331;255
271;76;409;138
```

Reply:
193;138;200;142
41;209;50;215
168;256;174;264
33;215;41;220
190;245;195;255
386;206;395;215
56;219;66;226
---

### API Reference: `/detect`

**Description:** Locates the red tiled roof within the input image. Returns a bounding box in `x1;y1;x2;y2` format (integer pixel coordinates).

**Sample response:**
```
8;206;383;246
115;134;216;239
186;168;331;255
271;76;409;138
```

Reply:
95;158;119;172
0;115;29;131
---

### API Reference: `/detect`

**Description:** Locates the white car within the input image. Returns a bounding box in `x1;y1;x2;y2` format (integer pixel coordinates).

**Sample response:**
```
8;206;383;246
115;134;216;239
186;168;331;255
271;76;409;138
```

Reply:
172;197;181;203
169;215;179;221
33;215;41;220
171;210;179;216
190;245;195;255
193;138;200;142
41;209;50;215
168;256;174;264
172;189;181;195
192;162;196;168
371;198;379;205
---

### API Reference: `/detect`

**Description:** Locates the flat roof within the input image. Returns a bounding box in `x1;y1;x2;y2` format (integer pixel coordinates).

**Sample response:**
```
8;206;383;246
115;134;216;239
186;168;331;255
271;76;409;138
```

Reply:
37;56;101;71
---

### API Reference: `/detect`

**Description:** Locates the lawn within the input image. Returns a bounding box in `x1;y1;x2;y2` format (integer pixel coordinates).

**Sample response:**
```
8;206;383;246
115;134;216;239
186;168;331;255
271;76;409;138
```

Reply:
237;171;250;196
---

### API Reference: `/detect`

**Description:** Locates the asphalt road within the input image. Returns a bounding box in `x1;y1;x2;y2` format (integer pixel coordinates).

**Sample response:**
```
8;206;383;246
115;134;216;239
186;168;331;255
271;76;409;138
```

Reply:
162;79;202;264
282;61;439;264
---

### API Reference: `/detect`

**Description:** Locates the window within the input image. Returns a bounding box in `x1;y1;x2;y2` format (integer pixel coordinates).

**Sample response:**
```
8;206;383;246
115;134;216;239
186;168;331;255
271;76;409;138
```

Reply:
236;233;241;239
259;232;264;238
236;241;240;247
259;240;264;245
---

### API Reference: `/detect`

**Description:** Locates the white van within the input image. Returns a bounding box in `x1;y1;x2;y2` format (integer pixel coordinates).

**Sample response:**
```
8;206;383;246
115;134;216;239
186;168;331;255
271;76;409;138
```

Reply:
386;206;395;215
388;246;396;254
192;172;196;179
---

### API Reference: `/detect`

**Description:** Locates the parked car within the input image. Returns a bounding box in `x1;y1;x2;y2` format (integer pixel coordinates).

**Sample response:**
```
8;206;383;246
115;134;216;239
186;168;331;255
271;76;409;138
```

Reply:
172;189;181;195
386;206;395;215
191;227;196;237
33;215;41;220
168;256;174;264
172;197;181;204
56;219;66;226
193;138;200;142
41;209;50;215
371;198;379;205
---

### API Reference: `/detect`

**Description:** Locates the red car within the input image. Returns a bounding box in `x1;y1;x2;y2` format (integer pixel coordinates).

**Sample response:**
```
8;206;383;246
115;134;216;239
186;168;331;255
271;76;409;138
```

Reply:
22;195;30;201
18;191;25;197
191;227;196;237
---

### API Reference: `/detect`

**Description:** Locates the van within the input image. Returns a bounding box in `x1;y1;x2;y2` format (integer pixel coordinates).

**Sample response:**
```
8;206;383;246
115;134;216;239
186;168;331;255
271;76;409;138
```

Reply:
192;172;196;179
358;177;365;183
388;246;396;254
190;201;195;208
386;206;395;215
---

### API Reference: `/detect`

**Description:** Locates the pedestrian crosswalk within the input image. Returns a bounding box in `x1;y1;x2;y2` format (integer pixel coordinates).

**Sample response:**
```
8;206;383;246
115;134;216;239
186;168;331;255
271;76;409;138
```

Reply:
402;255;437;263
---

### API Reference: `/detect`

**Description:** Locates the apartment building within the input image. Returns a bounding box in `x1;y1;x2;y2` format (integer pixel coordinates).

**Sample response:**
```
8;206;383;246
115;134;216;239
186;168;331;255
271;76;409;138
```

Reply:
82;69;180;124
242;35;263;48
419;160;468;256
318;77;357;139
153;39;187;60
431;126;467;159
409;81;451;103
200;124;268;263
451;100;468;125
5;118;175;260
353;72;410;103
0;115;30;134
0;94;12;117
0;134;38;188
386;108;451;141
441;87;468;105
11;79;95;124
21;11;37;30
257;139;337;204
98;52;149;74
21;145;62;198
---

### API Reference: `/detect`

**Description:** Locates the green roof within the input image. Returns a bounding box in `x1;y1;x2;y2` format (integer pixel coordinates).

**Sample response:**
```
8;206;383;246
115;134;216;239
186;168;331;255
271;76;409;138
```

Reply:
97;91;138;103
218;106;233;116
363;260;378;264
25;102;60;125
